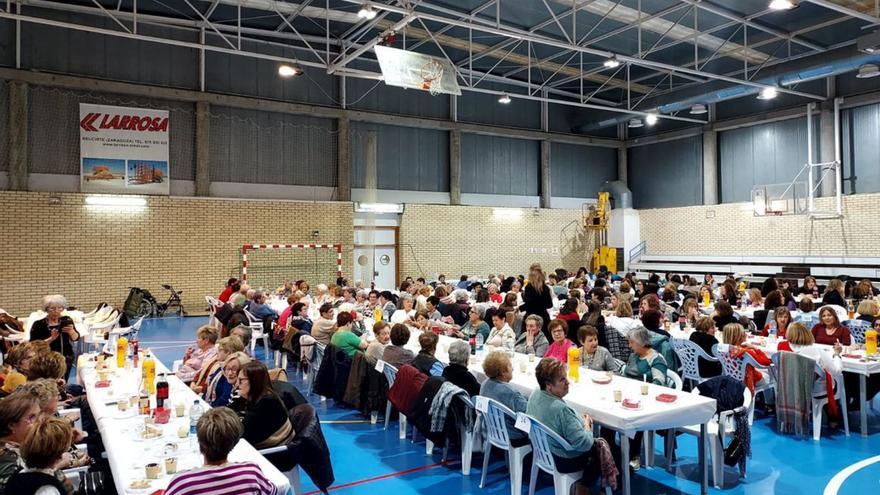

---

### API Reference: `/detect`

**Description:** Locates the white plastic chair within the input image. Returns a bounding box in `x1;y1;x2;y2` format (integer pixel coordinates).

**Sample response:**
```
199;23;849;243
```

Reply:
518;413;612;495
843;320;871;344
438;394;478;475
671;338;719;385
99;316;144;354
257;445;303;495
714;344;774;424
770;352;849;440
477;397;532;495
205;296;222;328
243;308;272;361
379;362;410;440
669;387;752;488
666;369;683;391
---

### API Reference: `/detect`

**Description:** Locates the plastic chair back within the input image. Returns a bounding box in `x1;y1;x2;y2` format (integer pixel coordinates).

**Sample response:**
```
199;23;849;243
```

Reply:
843;319;870;344
672;337;718;383
382;362;399;388
518;414;575;475
666;369;683;390
713;345;746;382
481;397;516;448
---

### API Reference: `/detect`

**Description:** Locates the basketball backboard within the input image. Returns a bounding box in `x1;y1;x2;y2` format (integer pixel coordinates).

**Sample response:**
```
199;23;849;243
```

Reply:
375;45;462;96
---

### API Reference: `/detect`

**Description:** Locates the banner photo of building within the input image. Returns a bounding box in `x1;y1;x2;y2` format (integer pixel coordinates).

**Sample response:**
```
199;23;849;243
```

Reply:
79;103;170;195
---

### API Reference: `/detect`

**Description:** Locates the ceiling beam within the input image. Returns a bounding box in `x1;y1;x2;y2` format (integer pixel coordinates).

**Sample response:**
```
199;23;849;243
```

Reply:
804;0;880;25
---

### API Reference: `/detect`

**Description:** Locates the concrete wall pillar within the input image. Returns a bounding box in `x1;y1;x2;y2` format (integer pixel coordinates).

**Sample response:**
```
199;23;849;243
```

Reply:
702;129;719;205
336;118;350;202
364;130;378;203
540;140;551;209
449;129;461;205
8;81;28;191
194;101;210;197
819;103;837;197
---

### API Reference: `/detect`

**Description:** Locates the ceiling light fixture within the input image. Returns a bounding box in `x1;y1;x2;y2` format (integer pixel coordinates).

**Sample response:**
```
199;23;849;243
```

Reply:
856;63;880;78
645;113;659;126
498;93;512;104
357;4;377;19
768;0;797;10
85;195;147;208
354;202;404;214
277;64;302;77
757;87;778;100
690;104;708;115
627;118;643;128
603;55;620;69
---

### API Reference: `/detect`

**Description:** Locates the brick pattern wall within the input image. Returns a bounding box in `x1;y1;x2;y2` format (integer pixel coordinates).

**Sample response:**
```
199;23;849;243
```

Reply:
0;191;353;316
399;204;589;280
638;193;880;257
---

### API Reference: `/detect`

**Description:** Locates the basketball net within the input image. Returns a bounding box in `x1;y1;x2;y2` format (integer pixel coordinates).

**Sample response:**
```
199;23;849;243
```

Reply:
419;60;444;96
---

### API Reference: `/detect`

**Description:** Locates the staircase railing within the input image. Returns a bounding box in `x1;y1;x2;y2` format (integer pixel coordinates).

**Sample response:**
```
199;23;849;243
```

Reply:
628;241;646;265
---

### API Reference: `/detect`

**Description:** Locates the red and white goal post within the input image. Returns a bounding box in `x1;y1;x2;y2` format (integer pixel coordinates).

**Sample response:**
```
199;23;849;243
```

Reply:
240;243;343;286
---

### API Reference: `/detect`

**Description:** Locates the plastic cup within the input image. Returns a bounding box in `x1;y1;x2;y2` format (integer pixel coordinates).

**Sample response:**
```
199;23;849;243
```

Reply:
164;457;178;475
613;390;622;402
640;383;649;395
145;463;160;479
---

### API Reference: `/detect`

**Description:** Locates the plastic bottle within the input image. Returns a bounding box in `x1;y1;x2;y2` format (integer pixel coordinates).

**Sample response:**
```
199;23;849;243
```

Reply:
156;373;169;409
469;337;476;355
866;329;878;356
703;291;711;307
373;307;382;323
116;335;128;368
142;352;156;395
567;346;580;383
189;400;204;439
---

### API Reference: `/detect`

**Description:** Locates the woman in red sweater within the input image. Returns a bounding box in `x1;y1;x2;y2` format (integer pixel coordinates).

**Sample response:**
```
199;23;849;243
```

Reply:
761;307;792;339
811;306;852;346
723;323;772;393
556;298;580;324
218;278;238;303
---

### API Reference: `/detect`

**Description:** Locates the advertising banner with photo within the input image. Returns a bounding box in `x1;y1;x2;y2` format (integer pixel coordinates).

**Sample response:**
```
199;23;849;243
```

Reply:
79;103;170;195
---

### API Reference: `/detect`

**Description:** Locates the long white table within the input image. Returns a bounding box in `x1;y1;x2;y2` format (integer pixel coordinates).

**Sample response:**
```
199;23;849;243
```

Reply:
393;328;717;495
670;327;880;437
78;354;291;495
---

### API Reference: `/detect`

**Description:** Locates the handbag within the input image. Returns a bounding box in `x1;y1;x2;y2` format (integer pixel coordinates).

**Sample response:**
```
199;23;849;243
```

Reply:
723;436;744;467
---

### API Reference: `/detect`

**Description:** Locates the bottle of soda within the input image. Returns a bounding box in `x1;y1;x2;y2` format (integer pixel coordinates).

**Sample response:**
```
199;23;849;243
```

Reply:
131;338;140;367
469;337;476;355
156;373;169;409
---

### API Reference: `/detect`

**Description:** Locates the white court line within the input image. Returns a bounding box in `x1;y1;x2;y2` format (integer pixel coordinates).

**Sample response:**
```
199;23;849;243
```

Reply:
137;341;193;344
824;454;880;495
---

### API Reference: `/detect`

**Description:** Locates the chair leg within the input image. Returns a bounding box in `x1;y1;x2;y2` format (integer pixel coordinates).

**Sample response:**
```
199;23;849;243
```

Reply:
480;442;492;488
290;465;302;495
370;411;378;425
812;399;824;441
644;431;655;467
509;450;523;495
527;461;539;495
399;415;408;440
426;439;434;455
384;403;392;430
710;434;723;489
461;431;473;475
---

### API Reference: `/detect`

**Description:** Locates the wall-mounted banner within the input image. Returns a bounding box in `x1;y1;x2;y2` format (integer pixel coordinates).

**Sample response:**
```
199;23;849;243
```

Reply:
79;103;170;195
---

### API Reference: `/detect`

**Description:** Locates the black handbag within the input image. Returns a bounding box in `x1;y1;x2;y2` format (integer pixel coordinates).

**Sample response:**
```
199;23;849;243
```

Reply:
723;436;744;467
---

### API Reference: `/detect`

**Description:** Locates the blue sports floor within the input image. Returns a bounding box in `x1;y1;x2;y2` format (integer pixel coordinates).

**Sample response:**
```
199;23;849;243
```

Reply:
139;316;880;495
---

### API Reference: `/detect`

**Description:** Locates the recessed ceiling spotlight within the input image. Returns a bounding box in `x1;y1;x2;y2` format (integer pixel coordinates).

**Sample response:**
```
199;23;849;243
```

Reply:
498;93;512;104
603;55;621;69
768;0;797;11
690;104;708;115
645;113;659;126
357;4;377;20
757;87;778;100
277;64;302;77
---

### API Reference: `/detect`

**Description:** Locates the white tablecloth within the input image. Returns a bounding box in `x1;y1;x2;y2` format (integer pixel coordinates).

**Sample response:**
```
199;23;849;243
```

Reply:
78;354;291;495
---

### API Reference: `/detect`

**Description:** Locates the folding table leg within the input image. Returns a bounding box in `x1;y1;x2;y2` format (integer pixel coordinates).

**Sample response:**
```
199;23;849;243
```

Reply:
621;434;630;495
699;423;708;495
860;374;868;438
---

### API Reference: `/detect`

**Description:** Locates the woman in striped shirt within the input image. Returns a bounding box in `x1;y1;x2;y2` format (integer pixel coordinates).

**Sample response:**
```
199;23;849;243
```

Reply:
164;407;276;495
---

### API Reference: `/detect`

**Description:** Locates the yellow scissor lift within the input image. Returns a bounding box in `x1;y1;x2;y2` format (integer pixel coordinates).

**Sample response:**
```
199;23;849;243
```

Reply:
584;191;617;273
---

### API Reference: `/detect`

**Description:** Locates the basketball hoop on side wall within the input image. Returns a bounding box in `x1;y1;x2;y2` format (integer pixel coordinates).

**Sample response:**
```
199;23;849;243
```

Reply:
419;60;444;96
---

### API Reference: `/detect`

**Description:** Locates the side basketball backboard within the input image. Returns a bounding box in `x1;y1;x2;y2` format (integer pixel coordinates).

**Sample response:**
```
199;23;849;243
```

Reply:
375;45;462;96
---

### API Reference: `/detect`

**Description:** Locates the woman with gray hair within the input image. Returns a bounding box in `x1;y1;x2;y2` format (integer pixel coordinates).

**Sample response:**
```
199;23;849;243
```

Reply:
29;295;79;378
441;340;480;396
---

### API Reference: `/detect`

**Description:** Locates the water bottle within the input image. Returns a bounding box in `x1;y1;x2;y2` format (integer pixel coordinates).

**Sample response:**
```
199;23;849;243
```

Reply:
189;400;204;437
476;333;485;352
768;321;777;339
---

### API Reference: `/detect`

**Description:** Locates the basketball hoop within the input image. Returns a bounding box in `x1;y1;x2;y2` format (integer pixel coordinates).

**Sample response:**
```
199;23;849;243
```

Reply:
419;60;444;96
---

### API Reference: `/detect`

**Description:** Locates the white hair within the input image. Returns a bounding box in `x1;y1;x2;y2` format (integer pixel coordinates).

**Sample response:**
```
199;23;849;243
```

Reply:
42;294;67;310
447;340;471;366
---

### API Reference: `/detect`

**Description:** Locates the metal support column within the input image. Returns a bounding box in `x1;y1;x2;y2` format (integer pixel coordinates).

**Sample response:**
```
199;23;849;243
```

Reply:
337;117;351;202
195;101;210;196
540;140;551;209
449;129;461;205
8;81;28;191
702;129;718;205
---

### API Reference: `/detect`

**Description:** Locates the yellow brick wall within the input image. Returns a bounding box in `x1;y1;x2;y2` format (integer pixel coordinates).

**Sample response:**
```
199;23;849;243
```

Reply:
638;193;880;257
399;204;590;280
0;191;353;316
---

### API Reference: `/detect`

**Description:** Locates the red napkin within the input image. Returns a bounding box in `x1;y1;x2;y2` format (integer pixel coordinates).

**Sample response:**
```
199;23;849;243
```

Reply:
622;399;641;409
95;380;111;388
656;393;678;403
842;354;861;359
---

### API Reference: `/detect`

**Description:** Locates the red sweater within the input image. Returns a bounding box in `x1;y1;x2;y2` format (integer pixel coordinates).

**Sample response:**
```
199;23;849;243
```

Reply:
811;324;851;346
556;312;579;322
218;286;234;303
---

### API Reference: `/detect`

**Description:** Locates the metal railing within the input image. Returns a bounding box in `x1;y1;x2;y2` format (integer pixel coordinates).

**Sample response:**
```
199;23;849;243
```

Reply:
628;240;647;265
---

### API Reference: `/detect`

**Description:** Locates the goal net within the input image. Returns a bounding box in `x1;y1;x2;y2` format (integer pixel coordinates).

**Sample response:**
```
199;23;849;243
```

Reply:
241;243;343;291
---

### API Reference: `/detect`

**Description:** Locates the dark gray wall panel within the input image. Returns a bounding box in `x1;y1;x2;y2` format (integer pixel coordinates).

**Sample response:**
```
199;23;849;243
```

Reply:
349;122;448;192
457;84;541;130
627;136;702;208
347;77;449;119
842;103;880;194
27;85;196;179
205;44;337;107
719;117;819;203
0;20;14;68
0;81;6;172
461;134;539;195
550;143;617;198
21;8;198;90
209;106;337;186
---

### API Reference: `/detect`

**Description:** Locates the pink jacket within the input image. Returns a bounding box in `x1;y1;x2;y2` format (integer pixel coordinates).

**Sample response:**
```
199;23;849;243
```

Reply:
544;339;574;362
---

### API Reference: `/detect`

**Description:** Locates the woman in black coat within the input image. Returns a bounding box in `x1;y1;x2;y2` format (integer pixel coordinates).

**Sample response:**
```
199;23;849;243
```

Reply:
29;295;80;378
520;267;553;339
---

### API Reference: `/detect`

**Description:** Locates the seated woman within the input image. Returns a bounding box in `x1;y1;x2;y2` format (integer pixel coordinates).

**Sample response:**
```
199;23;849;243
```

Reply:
543;319;575;363
455;308;491;342
390;294;416;324
165;407;277;495
689;317;722;378
822;279;847;308
722;323;772;393
194;336;244;395
761;307;792;339
605;301;640;338
679;298;700;328
712;300;738;331
441;340;479;396
798;276;820;297
811;306;851;346
0;391;42;491
410;332;444;377
29;295;79;379
248;292;278;321
578;325;616;372
381;324;415;369
365;322;391;366
329;312;366;359
514;315;550;357
778;322;842;398
218;278;238;303
480;352;529;446
747;288;763;308
229;283;249;307
311;303;337;346
230;361;294;449
486;312;515;350
5;416;74;495
623;327;668;385
556;298;580;324
856;300;878;325
526;358;600;495
206;351;250;408
176;325;219;383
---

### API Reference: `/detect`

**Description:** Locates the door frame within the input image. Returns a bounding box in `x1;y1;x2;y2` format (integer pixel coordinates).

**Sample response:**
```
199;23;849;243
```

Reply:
353;226;400;287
